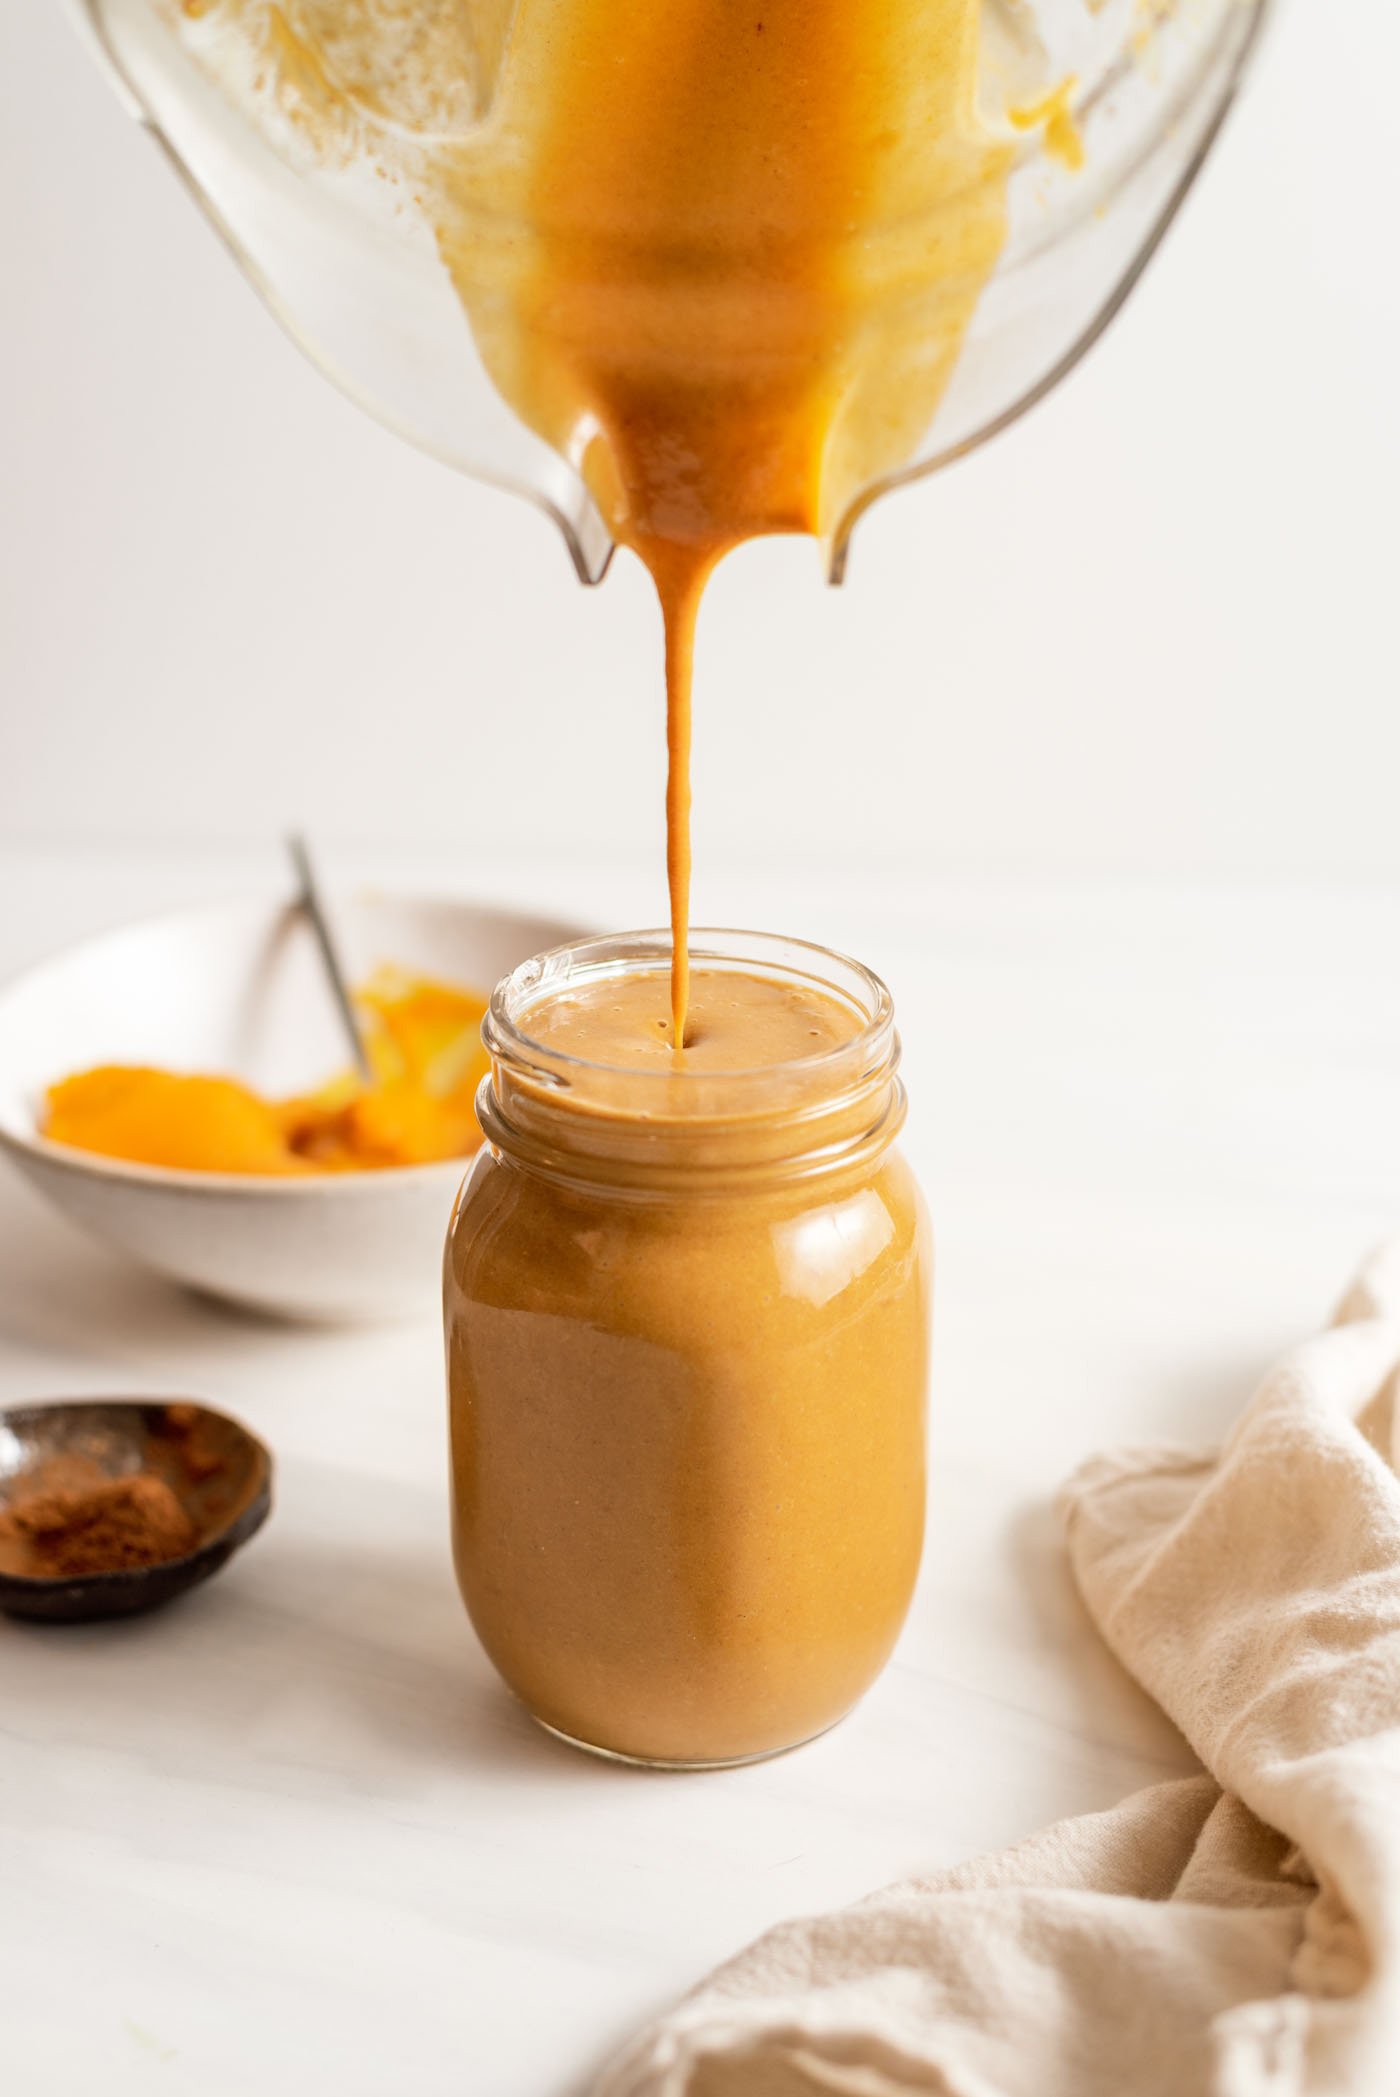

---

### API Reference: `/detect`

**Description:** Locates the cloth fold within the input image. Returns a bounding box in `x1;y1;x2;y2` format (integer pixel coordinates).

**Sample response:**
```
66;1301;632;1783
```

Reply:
599;1245;1400;2097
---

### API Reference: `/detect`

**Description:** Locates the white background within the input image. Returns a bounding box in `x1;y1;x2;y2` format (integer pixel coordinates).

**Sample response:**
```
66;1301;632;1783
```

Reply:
2;0;1397;901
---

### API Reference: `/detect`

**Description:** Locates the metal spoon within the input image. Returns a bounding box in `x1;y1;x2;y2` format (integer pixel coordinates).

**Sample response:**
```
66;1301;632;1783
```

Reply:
286;833;373;1083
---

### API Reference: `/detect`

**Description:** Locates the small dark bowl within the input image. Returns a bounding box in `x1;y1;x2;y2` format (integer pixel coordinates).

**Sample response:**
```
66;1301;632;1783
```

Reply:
0;1398;272;1623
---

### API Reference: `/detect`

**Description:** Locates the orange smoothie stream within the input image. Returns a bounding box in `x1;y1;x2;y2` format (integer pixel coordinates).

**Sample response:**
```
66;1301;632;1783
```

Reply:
179;0;1011;1038
440;0;1009;1039
445;938;930;1766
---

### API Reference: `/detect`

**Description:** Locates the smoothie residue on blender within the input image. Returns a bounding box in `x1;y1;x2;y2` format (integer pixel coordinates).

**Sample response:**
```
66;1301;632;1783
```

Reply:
176;0;1033;1052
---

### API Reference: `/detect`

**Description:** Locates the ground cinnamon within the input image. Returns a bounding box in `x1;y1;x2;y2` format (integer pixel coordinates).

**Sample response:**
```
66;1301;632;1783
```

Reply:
159;1401;228;1481
0;1470;198;1578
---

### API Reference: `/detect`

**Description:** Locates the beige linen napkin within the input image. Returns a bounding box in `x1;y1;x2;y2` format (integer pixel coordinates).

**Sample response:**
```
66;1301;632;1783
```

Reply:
599;1246;1400;2097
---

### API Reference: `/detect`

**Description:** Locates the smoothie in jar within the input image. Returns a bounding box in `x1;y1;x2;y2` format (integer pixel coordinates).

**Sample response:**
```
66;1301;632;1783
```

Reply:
444;931;930;1766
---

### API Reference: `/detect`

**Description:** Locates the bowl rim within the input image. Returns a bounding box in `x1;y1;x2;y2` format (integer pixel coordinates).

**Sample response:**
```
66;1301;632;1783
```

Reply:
0;887;584;1200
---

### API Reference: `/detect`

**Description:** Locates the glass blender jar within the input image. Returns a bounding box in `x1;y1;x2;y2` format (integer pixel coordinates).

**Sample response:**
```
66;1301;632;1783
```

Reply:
69;0;1270;581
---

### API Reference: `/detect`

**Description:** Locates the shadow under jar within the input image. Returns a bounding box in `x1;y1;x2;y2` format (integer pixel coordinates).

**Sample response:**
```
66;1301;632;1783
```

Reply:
444;930;931;1768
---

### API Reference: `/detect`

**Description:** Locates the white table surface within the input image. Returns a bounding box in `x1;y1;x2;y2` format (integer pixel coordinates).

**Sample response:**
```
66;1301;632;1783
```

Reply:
3;845;1399;2097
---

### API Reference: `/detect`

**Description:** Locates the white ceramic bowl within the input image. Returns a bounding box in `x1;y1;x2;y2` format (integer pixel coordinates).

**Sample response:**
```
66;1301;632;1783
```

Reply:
0;892;580;1322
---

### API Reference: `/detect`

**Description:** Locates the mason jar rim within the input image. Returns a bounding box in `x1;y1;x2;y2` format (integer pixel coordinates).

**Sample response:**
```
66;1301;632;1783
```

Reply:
477;928;904;1192
484;926;895;1096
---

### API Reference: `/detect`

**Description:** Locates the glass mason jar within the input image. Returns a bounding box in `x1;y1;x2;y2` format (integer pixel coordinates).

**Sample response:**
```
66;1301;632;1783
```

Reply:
443;929;931;1768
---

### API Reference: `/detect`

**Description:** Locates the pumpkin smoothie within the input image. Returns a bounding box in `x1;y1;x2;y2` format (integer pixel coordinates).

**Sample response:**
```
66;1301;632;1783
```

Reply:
444;935;930;1766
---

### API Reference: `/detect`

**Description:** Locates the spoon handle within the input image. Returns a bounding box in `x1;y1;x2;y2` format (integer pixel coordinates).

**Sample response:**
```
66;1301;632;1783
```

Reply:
286;834;373;1083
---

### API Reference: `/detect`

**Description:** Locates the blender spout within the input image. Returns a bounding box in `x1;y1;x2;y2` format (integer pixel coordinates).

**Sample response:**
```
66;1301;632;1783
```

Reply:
549;503;616;589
